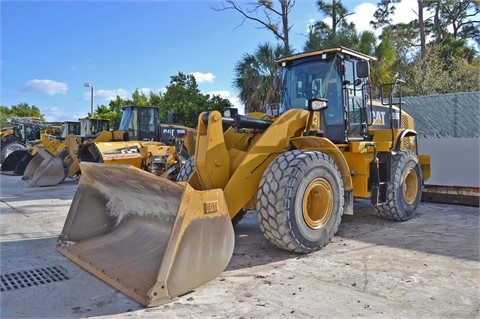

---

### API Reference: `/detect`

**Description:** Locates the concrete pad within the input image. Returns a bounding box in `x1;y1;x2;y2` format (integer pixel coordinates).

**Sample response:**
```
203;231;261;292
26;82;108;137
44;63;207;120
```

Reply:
0;174;479;318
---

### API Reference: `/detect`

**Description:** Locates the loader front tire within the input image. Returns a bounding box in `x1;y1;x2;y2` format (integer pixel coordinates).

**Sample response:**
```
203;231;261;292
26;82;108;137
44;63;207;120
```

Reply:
176;156;195;182
373;150;422;221
57;149;73;178
257;150;344;254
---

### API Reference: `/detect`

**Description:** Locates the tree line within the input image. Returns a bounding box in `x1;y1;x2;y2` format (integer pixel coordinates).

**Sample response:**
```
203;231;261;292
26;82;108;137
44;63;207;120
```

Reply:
0;73;232;129
3;0;478;126
219;0;479;113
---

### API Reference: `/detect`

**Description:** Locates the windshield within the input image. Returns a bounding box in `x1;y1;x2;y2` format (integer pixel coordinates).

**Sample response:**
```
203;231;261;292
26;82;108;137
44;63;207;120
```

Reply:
280;56;343;124
119;108;134;131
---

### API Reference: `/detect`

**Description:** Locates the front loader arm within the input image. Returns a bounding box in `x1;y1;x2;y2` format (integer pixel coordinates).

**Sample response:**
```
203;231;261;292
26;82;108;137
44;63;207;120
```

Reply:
191;110;311;219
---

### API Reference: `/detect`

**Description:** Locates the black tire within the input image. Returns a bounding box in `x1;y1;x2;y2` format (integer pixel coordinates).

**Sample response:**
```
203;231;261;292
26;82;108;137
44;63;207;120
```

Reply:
373;150;422;221
1;141;27;164
56;148;71;177
257;150;344;254
176;156;247;226
176;156;195;182
232;210;247;227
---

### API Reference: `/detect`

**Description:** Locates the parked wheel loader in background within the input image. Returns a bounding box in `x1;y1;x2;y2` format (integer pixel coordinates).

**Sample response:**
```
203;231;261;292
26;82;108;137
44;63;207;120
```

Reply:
0;117;48;164
20;105;196;187
71;105;196;179
56;47;430;307
0;117;66;174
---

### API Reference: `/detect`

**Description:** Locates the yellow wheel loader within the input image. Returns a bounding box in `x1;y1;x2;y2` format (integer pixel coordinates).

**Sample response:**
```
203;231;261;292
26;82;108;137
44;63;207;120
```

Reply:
0;117;45;165
21;105;196;187
72;105;196;179
57;47;430;307
0;117;64;174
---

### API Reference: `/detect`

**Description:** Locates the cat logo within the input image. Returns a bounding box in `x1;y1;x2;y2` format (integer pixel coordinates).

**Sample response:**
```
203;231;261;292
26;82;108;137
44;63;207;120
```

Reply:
372;111;386;125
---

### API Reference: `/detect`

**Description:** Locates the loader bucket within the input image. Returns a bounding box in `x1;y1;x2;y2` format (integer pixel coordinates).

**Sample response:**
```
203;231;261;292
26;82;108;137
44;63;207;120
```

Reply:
20;147;66;187
56;162;235;307
1;150;32;175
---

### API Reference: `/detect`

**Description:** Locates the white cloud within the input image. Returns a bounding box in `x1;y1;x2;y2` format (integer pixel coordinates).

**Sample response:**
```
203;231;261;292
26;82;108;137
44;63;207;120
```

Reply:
83;88;129;101
307;1;421;40
390;0;420;25
41;106;85;122
139;87;152;96
347;3;378;34
25;79;68;96
191;72;215;83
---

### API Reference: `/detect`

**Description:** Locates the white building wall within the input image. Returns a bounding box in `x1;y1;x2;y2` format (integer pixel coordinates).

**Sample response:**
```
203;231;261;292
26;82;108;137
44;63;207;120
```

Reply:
419;138;479;187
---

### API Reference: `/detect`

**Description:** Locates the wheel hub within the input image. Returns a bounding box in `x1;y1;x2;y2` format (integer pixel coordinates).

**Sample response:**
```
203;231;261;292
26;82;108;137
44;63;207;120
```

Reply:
302;178;333;229
403;168;418;205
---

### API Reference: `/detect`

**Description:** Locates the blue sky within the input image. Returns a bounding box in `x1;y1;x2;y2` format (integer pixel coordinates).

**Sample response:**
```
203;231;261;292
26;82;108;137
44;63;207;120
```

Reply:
1;0;419;122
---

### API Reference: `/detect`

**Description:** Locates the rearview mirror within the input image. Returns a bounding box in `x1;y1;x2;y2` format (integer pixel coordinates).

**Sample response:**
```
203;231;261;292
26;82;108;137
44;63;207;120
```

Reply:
356;61;370;78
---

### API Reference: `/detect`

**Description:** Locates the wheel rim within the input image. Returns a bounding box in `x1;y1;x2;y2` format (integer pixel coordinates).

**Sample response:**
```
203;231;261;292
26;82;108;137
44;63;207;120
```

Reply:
403;168;418;205
302;178;333;229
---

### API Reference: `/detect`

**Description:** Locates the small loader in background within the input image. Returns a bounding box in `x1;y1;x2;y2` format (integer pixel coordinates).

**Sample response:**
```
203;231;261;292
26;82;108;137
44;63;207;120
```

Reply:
57;47;430;307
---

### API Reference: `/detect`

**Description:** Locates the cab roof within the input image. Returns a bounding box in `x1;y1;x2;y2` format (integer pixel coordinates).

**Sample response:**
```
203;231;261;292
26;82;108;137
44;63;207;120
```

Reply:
121;105;159;110
276;46;377;64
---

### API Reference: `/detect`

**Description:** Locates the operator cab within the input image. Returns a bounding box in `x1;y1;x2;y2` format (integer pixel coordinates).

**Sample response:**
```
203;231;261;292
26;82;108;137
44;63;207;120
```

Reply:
119;105;161;141
80;118;110;136
277;47;376;143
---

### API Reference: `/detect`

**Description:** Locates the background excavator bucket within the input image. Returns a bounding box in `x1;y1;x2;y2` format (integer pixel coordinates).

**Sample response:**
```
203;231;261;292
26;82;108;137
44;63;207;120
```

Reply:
56;162;235;307
20;147;65;187
1;150;32;175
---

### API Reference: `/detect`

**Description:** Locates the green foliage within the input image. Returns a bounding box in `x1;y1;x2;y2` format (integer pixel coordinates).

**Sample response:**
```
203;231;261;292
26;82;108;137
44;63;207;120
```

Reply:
302;0;479;97
403;44;480;96
0;103;44;128
233;42;285;113
159;72;231;128
96;73;231;129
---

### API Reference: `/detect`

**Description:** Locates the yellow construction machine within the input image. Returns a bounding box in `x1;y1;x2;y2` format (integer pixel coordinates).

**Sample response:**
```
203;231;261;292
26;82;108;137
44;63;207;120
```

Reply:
57;47;430;307
22;105;195;187
0;117;65;174
69;105;196;179
1;117;47;165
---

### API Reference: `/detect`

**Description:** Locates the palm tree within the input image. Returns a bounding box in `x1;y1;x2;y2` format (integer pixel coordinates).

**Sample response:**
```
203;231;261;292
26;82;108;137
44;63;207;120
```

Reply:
233;43;288;114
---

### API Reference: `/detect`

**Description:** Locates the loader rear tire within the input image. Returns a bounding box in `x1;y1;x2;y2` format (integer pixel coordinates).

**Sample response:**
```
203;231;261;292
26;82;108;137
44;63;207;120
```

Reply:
373;150;422;221
1;141;27;164
257;150;344;254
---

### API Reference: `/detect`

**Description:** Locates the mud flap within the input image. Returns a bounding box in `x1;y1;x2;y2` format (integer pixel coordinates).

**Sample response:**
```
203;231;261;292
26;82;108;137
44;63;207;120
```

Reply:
1;150;32;175
56;162;235;307
20;147;66;187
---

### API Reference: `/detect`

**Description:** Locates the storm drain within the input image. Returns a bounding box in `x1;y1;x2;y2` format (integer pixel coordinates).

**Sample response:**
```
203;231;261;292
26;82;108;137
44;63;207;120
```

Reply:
1;265;69;292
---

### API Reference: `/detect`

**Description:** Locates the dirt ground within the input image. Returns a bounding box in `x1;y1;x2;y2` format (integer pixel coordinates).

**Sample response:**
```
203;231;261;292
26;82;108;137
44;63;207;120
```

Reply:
0;174;479;319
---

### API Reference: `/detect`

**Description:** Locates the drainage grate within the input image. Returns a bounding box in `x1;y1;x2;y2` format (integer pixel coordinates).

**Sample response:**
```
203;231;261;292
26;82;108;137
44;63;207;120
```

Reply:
1;265;69;292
